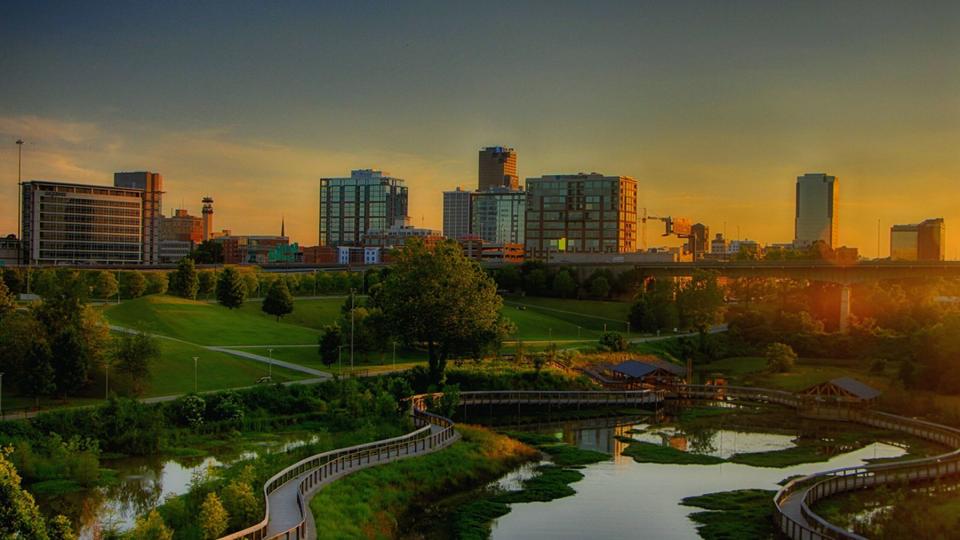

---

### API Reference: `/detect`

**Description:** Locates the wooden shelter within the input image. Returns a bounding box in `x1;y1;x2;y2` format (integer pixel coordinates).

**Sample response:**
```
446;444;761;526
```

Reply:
799;377;881;404
603;359;687;389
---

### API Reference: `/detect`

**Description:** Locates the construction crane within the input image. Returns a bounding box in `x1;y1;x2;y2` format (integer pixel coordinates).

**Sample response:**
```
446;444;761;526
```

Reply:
640;208;692;250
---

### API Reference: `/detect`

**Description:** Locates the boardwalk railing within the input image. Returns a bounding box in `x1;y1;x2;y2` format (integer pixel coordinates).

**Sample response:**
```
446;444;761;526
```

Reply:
218;398;457;540
219;388;664;540
656;383;960;540
772;409;960;540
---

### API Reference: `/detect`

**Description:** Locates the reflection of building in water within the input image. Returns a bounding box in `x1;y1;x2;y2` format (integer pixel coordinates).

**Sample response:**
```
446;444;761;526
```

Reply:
669;435;688;452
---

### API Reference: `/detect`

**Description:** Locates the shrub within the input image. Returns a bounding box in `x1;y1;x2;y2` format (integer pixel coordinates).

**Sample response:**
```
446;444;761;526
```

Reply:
598;331;627;352
764;342;797;373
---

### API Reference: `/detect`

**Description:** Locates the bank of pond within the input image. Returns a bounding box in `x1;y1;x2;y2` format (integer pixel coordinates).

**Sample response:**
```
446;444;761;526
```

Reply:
8;376;957;539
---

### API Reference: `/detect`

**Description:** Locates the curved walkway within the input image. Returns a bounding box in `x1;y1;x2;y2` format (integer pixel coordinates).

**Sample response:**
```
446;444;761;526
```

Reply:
218;389;664;540
671;385;960;540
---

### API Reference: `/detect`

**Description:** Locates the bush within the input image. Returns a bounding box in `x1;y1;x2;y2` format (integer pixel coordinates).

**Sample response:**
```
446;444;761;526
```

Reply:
764;343;797;373
598;331;627;352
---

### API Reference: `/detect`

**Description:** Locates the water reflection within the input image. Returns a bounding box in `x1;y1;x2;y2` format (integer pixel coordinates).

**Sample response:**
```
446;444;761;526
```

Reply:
490;417;906;540
37;434;321;539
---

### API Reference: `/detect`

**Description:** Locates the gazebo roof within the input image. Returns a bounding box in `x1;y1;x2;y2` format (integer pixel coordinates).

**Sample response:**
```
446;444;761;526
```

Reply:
800;377;881;400
611;359;686;379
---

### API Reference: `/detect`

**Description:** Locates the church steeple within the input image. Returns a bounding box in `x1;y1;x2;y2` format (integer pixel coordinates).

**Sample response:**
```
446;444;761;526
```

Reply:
281;215;285;238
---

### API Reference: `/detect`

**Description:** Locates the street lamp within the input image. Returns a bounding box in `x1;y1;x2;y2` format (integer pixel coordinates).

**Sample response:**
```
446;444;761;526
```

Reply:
268;348;273;380
338;344;346;376
193;356;199;393
16;139;23;267
350;288;355;370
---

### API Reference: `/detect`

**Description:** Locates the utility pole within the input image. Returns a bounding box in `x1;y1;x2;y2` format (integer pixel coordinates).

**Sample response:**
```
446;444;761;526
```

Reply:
16;139;23;267
193;357;199;393
268;348;273;379
877;218;881;259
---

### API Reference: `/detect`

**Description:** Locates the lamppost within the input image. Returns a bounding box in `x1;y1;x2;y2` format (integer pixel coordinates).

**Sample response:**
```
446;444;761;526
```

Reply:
267;348;273;380
338;344;346;376
350;288;355;370
193;356;199;393
16;139;23;267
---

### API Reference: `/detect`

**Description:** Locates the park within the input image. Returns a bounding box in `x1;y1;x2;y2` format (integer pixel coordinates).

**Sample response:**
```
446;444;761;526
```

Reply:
3;240;960;540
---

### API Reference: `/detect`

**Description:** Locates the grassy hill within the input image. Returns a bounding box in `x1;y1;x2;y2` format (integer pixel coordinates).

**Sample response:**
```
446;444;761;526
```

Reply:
104;295;320;345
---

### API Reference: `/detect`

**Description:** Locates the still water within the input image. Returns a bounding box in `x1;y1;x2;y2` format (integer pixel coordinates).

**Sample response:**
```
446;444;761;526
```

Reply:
38;434;320;539
488;417;906;540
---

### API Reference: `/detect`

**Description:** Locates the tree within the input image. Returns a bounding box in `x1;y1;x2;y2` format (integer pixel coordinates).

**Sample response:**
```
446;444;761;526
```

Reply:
765;342;797;373
0;279;15;320
145;272;168;295
199;492;229;539
170;258;199;299
221;480;259;530
599;331;627;352
495;265;521;292
242;272;260;298
92;271;119;300
262;278;294;322
379;239;505;383
131;510;174;540
123;271;147;298
553;270;577;298
114;331;161;395
197;270;217;299
216;267;247;309
192;240;224;264
589;276;611;299
46;515;77;540
24;338;56;406
50;328;89;396
0;447;52;540
319;324;343;367
677;270;724;332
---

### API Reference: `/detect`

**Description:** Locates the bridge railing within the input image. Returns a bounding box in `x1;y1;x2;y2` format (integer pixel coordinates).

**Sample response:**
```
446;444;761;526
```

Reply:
415;389;665;408
217;399;457;540
772;409;960;539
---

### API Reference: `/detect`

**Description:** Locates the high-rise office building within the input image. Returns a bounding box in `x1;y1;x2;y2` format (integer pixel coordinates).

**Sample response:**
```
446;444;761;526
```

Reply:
442;187;472;240
890;218;945;261
319;169;408;247
478;146;518;191
524;173;637;259
114;172;164;264
471;188;525;245
794;173;839;248
687;223;710;260
21;180;145;264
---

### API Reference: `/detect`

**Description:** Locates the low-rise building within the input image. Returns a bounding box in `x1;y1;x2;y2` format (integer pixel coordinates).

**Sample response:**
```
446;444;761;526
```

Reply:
213;235;289;264
0;235;19;266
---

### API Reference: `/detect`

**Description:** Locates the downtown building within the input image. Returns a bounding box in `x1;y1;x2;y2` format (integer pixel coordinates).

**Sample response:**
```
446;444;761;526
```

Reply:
524;173;638;260
319;169;408;247
890;218;945;261
19;172;164;265
794;173;839;249
159;208;204;263
442;147;526;261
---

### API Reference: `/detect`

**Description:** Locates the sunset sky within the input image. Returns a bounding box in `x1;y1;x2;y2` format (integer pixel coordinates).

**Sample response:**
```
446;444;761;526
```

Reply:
1;1;958;257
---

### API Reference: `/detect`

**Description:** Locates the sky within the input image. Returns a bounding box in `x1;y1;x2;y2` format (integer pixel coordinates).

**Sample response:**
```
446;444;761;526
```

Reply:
1;0;958;257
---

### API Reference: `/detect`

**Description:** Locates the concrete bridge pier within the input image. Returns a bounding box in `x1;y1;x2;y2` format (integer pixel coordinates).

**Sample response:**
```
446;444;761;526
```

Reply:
839;283;851;333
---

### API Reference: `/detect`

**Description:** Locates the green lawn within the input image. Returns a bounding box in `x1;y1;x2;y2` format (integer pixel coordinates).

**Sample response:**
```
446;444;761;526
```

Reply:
239;296;348;330
144;339;310;395
695;356;891;393
103;295;320;345
238;345;426;373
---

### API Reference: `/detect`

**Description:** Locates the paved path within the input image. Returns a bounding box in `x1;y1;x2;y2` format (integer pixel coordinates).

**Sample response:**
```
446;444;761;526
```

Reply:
109;325;331;379
264;423;453;538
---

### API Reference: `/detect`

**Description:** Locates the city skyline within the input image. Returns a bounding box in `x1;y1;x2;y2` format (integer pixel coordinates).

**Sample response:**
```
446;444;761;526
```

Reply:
1;1;958;257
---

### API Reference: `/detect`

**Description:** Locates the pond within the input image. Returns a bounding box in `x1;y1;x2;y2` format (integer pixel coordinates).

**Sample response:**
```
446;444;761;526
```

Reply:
37;433;321;539
486;414;908;540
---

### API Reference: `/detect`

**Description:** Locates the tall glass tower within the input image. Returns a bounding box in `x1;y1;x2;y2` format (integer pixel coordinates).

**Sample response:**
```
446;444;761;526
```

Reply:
794;173;839;248
319;169;408;247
